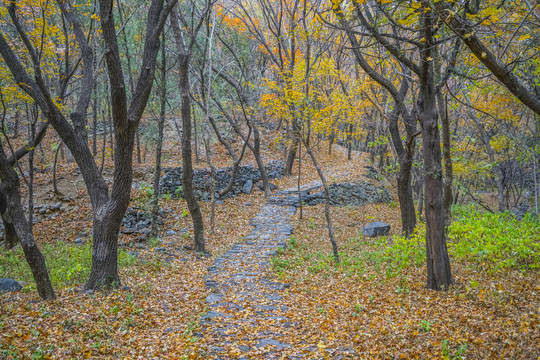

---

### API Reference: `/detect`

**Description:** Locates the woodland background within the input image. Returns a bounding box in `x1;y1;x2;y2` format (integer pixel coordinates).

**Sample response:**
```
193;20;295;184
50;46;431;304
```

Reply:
0;0;539;358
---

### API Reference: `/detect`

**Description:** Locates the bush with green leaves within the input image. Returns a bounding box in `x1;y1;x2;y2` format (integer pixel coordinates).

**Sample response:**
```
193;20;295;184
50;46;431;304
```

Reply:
448;206;539;271
386;205;539;273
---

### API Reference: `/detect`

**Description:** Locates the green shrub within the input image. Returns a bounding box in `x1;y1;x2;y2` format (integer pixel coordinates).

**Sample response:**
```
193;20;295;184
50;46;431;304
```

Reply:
0;241;136;290
448;206;539;271
385;206;539;273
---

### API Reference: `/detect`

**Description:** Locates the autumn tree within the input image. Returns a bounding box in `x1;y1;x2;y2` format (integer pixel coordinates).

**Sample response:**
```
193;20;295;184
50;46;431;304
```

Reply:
0;0;175;290
330;0;459;289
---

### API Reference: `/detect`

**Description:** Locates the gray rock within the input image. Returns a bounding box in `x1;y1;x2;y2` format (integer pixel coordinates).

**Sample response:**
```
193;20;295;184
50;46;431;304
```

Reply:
361;222;390;237
50;202;62;211
202;310;231;319
256;338;291;349
74;238;84;245
243;179;253;194
0;278;22;292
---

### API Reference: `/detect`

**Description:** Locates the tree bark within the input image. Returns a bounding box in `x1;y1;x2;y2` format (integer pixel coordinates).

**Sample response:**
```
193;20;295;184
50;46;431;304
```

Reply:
303;138;339;263
179;55;205;252
0;140;55;300
171;7;206;252
151;37;167;238
438;93;453;225
419;5;453;290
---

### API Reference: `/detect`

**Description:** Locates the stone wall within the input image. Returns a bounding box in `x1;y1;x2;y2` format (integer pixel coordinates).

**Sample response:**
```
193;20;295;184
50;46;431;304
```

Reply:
159;160;284;201
272;180;393;207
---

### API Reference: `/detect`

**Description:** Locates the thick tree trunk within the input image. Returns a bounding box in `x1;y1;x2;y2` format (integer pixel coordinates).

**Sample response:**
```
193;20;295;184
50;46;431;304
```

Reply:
386;85;417;237
0;143;55;300
420;6;453;290
1;191;18;249
85;210;121;290
397;159;416;236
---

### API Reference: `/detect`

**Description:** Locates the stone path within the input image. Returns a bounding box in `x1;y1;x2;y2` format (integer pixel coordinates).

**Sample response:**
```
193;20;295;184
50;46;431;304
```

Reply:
200;193;300;359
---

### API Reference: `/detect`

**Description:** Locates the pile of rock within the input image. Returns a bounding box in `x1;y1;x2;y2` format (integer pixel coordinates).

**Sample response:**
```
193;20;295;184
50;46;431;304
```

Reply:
33;202;64;219
160;160;284;201
120;207;163;238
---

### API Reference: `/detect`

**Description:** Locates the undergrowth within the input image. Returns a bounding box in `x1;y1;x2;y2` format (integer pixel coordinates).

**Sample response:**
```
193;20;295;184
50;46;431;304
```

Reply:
274;206;540;278
0;241;136;290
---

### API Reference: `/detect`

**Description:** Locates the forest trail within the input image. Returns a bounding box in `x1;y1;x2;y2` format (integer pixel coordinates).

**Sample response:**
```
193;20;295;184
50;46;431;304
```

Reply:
200;192;301;358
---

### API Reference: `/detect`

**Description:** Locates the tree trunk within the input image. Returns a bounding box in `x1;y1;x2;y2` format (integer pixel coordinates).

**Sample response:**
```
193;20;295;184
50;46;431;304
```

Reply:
419;5;453;290
397;157;416;236
347;122;353;160
438;91;453;226
285;119;300;175
151;38;167;238
85;209;121;290
1;190;18;249
304;138;339;263
0;142;55;300
253;124;271;197
13;107;19;138
193;105;199;164
27;111;36;232
53;140;63;195
92;59;98;157
179;55;205;252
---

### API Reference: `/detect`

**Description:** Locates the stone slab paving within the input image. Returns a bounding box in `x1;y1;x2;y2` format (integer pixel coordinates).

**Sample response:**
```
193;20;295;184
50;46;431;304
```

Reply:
200;193;304;359
200;190;361;359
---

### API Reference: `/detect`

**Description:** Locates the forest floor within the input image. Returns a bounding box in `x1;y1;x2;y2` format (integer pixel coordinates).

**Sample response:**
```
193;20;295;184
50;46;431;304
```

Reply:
0;132;539;359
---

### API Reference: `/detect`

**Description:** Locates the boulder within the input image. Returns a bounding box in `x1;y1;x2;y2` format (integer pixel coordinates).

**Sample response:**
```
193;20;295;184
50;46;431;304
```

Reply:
0;278;22;292
361;222;390;237
243;179;254;194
